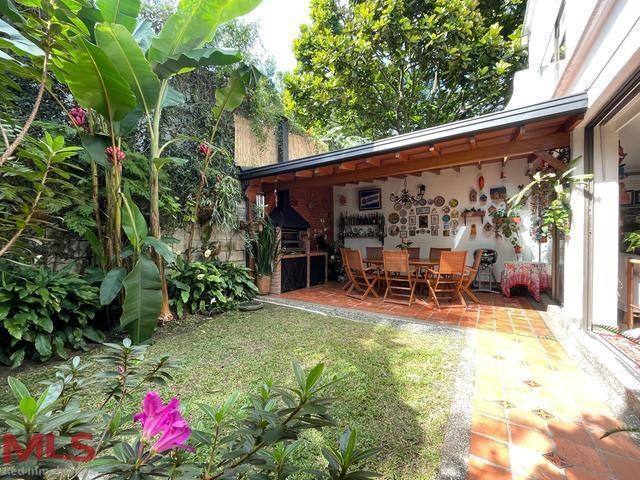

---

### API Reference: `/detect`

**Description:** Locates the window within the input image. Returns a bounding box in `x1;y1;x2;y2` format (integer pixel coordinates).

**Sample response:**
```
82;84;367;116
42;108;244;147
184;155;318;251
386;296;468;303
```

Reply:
550;2;566;63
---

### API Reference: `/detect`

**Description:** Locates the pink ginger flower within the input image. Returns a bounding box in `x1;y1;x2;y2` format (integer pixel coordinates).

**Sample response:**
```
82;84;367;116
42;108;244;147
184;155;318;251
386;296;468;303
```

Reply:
69;107;86;127
198;143;210;156
134;392;192;452
105;146;126;163
151;419;193;453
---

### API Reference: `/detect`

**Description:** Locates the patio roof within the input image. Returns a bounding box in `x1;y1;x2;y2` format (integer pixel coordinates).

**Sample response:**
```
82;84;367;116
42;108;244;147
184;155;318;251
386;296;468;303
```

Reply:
239;92;587;188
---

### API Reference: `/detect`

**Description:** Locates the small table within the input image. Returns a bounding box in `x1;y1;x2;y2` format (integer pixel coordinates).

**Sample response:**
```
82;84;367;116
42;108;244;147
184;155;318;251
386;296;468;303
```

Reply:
501;261;551;302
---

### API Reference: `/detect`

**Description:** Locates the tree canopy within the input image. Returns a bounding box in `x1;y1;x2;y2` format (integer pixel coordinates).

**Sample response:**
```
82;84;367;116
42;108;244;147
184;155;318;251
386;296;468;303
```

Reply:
285;0;526;142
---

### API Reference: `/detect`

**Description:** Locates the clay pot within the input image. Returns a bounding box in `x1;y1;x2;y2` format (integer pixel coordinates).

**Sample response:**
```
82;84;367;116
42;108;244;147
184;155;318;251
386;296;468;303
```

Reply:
256;275;272;295
514;245;523;254
510;216;521;224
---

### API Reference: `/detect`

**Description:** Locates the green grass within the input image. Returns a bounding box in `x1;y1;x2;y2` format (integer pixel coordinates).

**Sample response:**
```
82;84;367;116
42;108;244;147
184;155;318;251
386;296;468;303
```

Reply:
1;304;463;479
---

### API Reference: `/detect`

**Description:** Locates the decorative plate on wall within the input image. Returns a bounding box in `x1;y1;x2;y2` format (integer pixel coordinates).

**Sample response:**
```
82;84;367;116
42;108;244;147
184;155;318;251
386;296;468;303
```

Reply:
427;198;434;205
400;217;408;224
449;198;459;207
442;214;451;223
452;220;459;228
442;206;450;213
399;209;408;217
484;222;493;232
419;198;427;206
434;196;445;207
388;225;400;236
388;212;400;224
393;203;402;211
451;209;459;218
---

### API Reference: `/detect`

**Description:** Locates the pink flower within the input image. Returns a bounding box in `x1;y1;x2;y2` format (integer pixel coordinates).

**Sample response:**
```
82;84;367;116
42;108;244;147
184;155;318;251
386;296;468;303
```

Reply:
105;146;126;163
151;420;193;453
69;107;86;127
198;143;210;156
134;392;191;452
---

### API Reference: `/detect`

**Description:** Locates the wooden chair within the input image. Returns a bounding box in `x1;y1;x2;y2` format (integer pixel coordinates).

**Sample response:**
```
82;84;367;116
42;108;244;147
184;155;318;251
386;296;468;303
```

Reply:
342;248;380;300
407;247;420;260
340;247;354;290
383;250;416;305
365;247;383;262
425;251;468;308
462;249;483;303
429;247;451;261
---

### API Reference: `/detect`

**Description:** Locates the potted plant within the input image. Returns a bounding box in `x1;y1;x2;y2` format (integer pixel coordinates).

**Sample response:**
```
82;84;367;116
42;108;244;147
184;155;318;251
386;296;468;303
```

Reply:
490;208;522;256
245;218;282;295
396;240;413;250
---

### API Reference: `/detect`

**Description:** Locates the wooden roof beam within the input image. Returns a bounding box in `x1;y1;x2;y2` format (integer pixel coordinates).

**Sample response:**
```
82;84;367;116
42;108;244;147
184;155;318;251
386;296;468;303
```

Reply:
559;114;583;132
534;150;568;172
269;132;569;189
313;166;334;176
337;161;358;171
511;126;525;142
295;169;314;178
469;137;477;150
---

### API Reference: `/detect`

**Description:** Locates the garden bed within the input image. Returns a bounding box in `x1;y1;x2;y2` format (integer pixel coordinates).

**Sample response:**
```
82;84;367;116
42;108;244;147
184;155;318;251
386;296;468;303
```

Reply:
0;304;463;478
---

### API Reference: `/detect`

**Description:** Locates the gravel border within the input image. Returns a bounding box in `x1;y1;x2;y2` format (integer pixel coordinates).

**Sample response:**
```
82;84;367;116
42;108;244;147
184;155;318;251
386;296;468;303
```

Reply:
260;295;474;478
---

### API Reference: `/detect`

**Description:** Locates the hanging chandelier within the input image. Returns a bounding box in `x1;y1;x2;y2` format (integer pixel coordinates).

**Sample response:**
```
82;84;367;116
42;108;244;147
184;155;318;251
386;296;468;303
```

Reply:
389;178;425;208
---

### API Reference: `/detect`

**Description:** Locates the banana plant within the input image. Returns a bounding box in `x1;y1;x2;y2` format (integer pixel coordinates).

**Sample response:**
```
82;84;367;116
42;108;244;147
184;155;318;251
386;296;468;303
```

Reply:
49;0;262;322
99;194;174;343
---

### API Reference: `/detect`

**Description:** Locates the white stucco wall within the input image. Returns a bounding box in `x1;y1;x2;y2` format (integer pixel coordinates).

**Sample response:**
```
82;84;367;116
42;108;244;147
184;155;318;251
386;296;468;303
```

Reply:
507;0;640;328
333;159;551;277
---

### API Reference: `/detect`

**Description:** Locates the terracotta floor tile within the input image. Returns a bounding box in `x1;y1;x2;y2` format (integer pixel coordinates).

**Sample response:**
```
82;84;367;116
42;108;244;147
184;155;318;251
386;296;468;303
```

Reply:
467;456;512;480
547;420;594;447
473;398;507;419
510;444;565;480
590;429;640;458
602;451;640;480
554;438;610;478
509;424;555;452
470;433;511;468
472;414;509;441
508;409;549;432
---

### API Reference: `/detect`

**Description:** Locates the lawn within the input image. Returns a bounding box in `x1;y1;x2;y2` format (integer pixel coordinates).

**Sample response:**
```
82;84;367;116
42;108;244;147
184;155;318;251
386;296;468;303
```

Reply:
1;304;463;479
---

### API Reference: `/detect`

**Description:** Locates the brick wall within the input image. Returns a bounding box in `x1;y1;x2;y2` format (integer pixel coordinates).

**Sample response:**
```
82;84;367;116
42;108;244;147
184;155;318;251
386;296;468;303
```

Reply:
265;186;334;244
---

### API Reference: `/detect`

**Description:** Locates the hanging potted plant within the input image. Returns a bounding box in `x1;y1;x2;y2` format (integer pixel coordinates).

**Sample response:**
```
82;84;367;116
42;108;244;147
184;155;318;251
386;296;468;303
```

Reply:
245;218;282;295
490;208;522;256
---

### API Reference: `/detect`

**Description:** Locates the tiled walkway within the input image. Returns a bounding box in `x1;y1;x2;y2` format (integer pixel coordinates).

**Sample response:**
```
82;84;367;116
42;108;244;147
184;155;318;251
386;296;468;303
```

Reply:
277;283;640;480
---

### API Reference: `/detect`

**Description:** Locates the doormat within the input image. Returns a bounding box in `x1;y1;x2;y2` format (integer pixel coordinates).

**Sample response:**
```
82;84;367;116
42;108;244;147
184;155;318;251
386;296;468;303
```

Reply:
594;324;640;371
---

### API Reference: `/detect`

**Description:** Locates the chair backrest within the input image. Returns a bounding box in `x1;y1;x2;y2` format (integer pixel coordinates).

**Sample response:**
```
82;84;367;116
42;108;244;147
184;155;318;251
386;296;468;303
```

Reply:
407;247;420;260
340;248;351;268
383;250;411;275
429;247;451;261
366;247;383;261
438;251;467;275
471;249;483;272
345;249;366;274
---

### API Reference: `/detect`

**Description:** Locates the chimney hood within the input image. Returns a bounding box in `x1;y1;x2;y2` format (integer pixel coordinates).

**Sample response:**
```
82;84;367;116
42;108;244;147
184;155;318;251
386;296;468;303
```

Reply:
269;190;310;230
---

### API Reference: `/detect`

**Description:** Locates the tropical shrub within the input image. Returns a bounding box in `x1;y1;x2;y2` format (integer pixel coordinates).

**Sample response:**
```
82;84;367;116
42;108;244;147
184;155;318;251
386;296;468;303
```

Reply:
168;256;258;317
245;217;282;277
0;339;380;480
0;261;104;367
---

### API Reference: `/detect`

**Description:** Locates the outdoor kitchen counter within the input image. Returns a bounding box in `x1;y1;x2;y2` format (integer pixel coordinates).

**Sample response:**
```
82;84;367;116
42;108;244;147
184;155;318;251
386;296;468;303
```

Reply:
273;251;327;294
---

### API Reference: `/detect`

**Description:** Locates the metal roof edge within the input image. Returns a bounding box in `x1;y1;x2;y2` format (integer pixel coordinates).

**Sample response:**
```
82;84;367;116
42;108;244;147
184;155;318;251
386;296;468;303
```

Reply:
238;92;588;181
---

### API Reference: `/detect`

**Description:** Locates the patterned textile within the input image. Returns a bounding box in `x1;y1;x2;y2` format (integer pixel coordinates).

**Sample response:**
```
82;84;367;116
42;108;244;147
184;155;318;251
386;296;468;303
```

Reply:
501;261;551;302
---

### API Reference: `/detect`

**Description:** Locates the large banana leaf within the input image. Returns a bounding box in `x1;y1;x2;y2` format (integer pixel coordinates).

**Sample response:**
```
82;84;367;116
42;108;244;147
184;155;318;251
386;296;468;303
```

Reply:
147;0;261;66
95;23;160;115
79;132;111;168
212;66;251;119
121;193;148;249
153;46;241;79
0;19;44;57
57;39;136;122
96;0;140;32
120;255;162;344
132;19;153;52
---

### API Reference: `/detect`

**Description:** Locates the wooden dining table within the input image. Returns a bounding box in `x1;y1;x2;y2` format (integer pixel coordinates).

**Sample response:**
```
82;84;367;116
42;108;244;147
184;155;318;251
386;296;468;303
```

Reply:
364;258;439;268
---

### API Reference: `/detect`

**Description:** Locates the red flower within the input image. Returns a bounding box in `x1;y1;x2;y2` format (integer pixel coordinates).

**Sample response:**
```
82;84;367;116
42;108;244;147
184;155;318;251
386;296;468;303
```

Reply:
69;107;86;127
105;146;126;163
198;143;210;156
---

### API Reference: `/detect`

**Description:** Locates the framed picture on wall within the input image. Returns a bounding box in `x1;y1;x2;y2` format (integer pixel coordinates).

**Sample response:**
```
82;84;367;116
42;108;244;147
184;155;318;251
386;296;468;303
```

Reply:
430;214;439;225
416;207;429;215
400;231;408;238
358;188;382;210
409;216;416;225
634;190;640;206
418;215;429;228
621;188;633;206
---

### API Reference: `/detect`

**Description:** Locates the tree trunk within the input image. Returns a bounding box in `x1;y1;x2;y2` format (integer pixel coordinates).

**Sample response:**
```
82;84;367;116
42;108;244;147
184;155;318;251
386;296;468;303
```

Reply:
149;163;173;321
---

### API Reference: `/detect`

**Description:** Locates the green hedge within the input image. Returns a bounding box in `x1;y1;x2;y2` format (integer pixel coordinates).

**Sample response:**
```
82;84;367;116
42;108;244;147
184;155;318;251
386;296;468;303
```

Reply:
0;262;104;367
168;257;258;317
